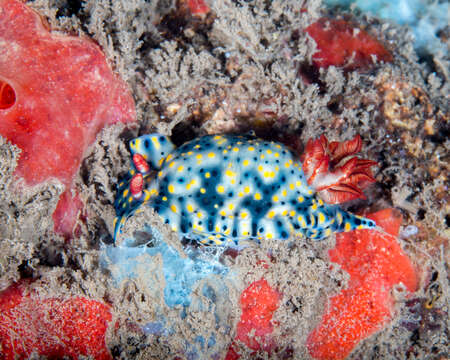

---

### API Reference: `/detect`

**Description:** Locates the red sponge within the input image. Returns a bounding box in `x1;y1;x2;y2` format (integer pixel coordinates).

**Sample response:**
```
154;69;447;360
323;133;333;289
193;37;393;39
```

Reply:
307;209;418;360
305;18;393;70
226;278;281;359
0;0;136;236
0;283;112;360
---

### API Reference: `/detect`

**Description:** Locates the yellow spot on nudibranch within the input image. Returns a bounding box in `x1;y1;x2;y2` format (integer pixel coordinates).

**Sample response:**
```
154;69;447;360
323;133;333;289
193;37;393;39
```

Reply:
290;210;296;217
217;185;225;193
337;212;343;225
225;169;235;177
123;189;129;197
187;204;194;212
232;147;239;152
266;149;272;154
162;196;168;201
228;203;235;210
186;179;196;190
200;188;206;194
170;204;177;213
248;146;255;152
267;210;275;219
205;172;211;178
325;228;332;237
298;215;306;227
345;222;351;232
272;195;279;202
177;165;184;172
168;184;175;193
243;159;250;166
244;186;250;194
254;193;262;200
318;212;326;224
208;152;215;158
151;136;160;149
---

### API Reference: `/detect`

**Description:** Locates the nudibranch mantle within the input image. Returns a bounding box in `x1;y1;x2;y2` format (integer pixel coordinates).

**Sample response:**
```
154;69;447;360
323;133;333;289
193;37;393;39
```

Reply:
114;134;375;245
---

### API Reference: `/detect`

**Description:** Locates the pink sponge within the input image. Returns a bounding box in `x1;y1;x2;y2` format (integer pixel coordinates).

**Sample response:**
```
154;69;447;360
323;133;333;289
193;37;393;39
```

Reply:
0;0;135;235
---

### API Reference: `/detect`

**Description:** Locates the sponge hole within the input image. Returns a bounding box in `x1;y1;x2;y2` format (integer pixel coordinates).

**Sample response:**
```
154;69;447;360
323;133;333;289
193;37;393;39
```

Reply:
0;80;15;110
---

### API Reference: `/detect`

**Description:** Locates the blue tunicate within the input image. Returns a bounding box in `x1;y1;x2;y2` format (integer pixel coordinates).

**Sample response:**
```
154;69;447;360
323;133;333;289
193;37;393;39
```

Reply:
101;226;229;308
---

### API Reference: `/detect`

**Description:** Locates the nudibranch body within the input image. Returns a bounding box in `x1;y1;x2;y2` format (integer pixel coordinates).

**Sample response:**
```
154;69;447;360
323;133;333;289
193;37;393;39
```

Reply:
114;134;376;245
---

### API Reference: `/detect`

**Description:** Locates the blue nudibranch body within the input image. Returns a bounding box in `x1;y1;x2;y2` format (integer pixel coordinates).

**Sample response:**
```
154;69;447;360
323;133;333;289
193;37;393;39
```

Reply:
114;134;375;244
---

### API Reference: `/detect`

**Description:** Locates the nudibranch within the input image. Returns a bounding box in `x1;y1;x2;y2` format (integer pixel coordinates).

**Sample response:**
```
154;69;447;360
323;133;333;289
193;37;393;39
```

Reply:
114;134;376;245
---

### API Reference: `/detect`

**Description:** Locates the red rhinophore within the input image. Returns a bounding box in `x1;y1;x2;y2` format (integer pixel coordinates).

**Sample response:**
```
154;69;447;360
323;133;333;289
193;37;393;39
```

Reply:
305;18;393;71
307;209;418;360
133;153;150;174
0;282;113;360
0;0;136;236
130;173;144;199
302;135;377;204
225;279;281;359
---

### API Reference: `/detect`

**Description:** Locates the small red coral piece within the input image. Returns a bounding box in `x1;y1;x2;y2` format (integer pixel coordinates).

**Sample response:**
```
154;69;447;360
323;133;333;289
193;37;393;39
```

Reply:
305;18;393;70
0;283;112;360
225;279;280;359
187;0;210;17
303;135;377;204
0;0;135;235
307;209;418;360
